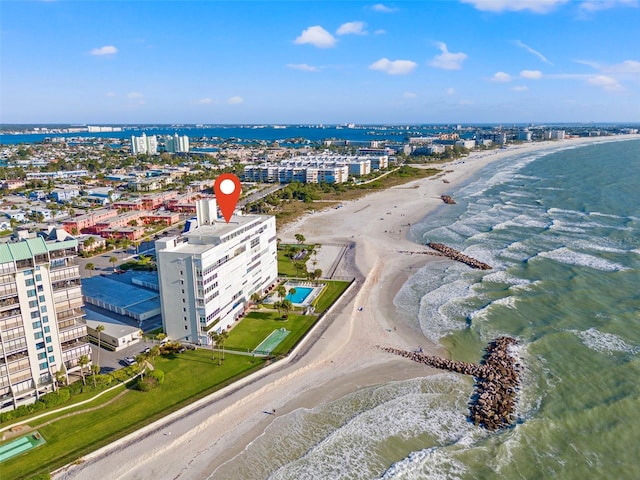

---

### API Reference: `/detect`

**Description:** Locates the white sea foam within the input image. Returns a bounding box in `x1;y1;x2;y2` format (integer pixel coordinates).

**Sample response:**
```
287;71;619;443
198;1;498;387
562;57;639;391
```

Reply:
419;279;474;341
537;247;629;271
572;328;640;355
379;447;467;480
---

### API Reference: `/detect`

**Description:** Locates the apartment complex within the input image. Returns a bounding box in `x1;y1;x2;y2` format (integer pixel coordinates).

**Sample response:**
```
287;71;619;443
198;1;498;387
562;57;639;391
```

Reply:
0;237;90;412
243;154;389;184
156;200;277;344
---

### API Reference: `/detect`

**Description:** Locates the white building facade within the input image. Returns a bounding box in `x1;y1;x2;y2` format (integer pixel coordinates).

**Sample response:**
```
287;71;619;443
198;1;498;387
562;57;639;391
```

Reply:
156;201;278;345
0;238;90;411
131;133;159;155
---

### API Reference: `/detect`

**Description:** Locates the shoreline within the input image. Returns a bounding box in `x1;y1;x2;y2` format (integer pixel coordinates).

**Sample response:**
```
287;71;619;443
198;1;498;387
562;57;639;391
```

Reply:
53;134;640;480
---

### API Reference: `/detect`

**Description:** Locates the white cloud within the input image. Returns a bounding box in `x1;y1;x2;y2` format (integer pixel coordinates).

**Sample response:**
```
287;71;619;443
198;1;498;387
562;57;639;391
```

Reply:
492;71;512;82
403;92;417;99
227;96;244;105
514;40;553;65
369;58;417;75
588;75;624;91
371;3;397;12
460;0;568;13
446;87;456;95
579;0;638;12
90;45;117;56
429;42;467;70
576;59;640;74
512;85;529;91
287;63;320;72
520;69;543;79
374;29;386;35
336;21;367;36
194;98;213;105
127;92;143;98
294;26;336;48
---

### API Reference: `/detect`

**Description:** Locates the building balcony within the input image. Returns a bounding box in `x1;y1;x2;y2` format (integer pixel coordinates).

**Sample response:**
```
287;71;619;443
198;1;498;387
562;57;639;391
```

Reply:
0;288;18;300
52;279;82;292
57;307;85;322
0;296;19;310
0;308;21;320
49;248;78;260
58;318;86;332
0;330;26;343
61;337;89;353
2;349;28;363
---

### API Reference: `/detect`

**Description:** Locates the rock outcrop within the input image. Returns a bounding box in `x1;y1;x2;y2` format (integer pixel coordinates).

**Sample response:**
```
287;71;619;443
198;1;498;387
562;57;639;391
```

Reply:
378;336;521;431
426;242;492;270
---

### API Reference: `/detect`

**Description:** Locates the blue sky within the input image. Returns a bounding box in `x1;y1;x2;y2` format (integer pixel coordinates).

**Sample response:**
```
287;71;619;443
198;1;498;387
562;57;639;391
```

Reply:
1;0;639;124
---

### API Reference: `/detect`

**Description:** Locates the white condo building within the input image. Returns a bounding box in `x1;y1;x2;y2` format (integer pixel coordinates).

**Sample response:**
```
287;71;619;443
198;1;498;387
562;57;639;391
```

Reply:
131;133;159;155
164;133;190;153
0;238;90;412
156;200;277;344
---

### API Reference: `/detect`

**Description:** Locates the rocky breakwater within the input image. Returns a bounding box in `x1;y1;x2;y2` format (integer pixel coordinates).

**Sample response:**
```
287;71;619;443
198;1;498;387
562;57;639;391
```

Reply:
427;242;492;270
440;195;456;204
378;336;521;431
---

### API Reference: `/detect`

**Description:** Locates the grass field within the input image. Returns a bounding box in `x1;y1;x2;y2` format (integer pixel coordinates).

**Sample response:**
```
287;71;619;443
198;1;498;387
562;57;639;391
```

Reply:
253;328;290;354
226;311;316;356
1;350;265;480
312;280;351;313
277;244;314;277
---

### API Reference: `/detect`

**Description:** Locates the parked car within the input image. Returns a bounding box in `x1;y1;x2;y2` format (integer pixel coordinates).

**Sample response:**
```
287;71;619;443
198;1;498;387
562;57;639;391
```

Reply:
123;356;137;366
142;347;150;354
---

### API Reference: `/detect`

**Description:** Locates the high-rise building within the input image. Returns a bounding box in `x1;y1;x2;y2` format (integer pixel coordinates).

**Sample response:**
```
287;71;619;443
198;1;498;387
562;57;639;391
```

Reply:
156;200;277;344
164;133;190;153
131;133;158;155
0;238;90;411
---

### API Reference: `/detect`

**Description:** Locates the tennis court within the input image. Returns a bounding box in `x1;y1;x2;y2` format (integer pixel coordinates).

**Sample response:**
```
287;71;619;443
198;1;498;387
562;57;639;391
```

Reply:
0;431;46;463
252;328;290;355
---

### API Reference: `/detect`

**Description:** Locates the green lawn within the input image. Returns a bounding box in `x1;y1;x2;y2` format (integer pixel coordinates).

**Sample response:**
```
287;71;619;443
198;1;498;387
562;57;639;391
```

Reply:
312;280;352;313
1;350;265;480
277;244;315;277
226;310;317;356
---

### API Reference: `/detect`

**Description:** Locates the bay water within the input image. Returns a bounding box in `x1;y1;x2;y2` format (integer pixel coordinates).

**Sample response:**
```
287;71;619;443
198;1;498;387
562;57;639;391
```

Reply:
212;139;640;479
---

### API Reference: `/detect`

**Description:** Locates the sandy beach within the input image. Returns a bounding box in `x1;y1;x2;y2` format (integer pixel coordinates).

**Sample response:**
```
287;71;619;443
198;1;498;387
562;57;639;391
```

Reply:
52;135;640;480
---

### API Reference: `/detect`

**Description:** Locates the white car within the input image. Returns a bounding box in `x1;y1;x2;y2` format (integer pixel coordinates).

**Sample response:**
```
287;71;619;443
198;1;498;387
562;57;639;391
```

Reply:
123;356;137;366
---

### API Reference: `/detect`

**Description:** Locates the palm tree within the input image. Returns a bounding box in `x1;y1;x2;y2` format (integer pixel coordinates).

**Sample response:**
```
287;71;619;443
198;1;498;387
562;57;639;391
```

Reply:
78;355;90;386
109;256;118;271
218;330;229;361
250;292;262;310
148;345;161;365
280;299;293;319
276;284;287;300
90;364;100;388
135;354;147;378
55;366;67;389
85;262;96;277
295;233;305;244
95;324;104;367
208;330;221;364
288;287;297;296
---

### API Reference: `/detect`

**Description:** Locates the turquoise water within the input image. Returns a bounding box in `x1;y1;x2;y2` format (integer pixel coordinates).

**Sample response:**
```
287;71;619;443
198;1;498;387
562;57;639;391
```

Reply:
212;139;640;479
286;287;313;304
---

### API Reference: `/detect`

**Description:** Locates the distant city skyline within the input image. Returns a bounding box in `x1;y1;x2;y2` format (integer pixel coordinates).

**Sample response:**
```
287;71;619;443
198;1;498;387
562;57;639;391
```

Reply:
1;0;639;124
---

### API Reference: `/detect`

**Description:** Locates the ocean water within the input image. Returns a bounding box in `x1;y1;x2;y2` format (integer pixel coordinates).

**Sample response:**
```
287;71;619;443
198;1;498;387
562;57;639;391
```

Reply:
212;139;640;480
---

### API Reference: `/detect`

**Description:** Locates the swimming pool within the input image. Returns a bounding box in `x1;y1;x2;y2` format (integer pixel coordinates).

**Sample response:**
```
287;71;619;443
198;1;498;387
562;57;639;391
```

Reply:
286;287;313;304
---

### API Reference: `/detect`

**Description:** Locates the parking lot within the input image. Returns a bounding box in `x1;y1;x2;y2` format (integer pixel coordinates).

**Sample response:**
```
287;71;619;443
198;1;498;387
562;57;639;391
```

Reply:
90;340;158;375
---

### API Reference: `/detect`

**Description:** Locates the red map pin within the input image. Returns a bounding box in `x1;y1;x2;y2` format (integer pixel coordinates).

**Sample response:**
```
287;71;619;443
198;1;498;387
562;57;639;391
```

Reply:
214;173;242;223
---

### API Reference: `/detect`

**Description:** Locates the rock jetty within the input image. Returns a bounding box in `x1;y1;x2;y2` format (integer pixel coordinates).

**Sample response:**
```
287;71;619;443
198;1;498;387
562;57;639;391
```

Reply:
440;195;456;204
426;242;492;270
379;336;521;431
